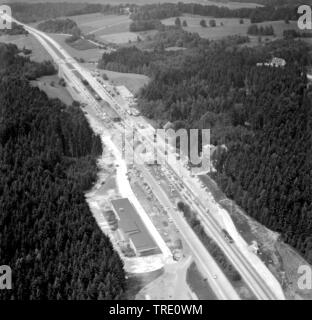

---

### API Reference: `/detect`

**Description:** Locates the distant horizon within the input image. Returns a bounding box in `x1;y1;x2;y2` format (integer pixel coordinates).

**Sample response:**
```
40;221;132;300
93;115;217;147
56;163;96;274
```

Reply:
1;0;263;9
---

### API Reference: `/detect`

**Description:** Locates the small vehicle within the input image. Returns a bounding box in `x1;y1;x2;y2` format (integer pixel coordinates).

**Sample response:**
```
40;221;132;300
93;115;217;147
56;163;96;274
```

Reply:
222;229;234;244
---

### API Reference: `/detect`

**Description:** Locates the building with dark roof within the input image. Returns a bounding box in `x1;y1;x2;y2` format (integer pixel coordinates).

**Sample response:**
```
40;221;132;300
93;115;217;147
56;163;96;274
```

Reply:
111;198;159;256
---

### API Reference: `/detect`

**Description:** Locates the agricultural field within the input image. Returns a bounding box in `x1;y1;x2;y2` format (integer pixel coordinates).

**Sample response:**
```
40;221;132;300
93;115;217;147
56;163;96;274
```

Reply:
99;31;139;44
69;13;131;36
64;13;153;44
83;63;149;94
30;75;74;106
49;34;105;62
68;38;98;51
162;14;298;42
98;69;149;94
30;13;136;44
0;34;53;62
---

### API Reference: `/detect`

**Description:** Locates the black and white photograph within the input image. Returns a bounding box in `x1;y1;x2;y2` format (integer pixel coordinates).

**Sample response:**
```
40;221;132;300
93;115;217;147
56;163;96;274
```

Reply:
0;0;312;308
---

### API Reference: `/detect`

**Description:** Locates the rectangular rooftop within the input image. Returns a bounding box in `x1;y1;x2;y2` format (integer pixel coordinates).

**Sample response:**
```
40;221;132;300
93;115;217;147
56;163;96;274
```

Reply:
111;198;159;255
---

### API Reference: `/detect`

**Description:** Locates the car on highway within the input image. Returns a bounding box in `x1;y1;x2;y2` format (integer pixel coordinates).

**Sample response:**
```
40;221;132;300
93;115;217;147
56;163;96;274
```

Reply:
222;229;234;244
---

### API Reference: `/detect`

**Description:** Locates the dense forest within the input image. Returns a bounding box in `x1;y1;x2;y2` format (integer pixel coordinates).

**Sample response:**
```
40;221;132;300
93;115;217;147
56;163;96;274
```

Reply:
98;31;312;263
97;27;212;73
0;43;126;299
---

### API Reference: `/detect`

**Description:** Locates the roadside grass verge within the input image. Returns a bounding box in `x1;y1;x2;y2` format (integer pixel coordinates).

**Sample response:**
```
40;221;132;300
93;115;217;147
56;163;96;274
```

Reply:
177;201;256;299
186;262;217;300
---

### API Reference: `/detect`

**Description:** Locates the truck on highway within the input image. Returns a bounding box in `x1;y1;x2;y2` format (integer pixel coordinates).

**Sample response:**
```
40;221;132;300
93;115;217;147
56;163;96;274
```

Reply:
222;229;234;244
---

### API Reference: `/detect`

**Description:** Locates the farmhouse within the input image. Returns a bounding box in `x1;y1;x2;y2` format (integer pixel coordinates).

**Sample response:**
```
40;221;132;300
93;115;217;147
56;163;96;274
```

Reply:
256;57;286;68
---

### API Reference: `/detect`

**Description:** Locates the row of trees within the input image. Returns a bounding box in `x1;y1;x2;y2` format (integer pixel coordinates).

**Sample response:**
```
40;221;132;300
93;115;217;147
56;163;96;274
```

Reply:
200;19;217;28
0;44;126;299
129;19;162;32
247;24;275;36
283;29;312;40
37;19;81;35
177;202;242;283
174;17;187;28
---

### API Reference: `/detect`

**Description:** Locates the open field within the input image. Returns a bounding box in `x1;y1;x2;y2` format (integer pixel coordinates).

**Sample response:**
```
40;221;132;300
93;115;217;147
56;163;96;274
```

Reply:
49;34;105;62
101;30;156;44
30;75;74;106
69;13;154;44
84;64;150;94
69;13;131;36
0;34;52;62
69;38;98;50
30;13;134;44
99;31;138;44
162;15;298;41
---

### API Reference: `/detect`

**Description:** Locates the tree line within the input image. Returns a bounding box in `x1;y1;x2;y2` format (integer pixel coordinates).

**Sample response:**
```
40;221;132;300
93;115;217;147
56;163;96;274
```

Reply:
37;19;81;35
130;2;299;28
9;2;131;23
247;24;275;36
177;201;242;283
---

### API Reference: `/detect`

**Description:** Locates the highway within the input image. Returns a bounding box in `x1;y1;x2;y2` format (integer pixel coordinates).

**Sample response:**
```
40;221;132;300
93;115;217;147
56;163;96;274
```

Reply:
10;16;285;300
137;162;240;300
